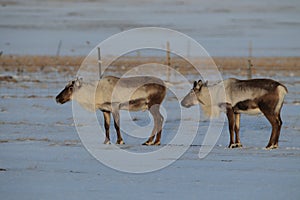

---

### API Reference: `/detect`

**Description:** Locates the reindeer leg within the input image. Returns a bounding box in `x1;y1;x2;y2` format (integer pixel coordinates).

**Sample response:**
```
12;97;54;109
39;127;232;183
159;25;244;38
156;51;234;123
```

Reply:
103;111;111;144
226;104;236;148
153;105;164;146
274;114;282;147
112;110;124;145
234;113;242;148
259;105;280;149
142;125;156;145
143;105;160;145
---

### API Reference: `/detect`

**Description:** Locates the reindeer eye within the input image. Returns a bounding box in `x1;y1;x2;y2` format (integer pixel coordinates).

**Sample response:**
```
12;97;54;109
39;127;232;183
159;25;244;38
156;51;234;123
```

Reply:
68;86;73;91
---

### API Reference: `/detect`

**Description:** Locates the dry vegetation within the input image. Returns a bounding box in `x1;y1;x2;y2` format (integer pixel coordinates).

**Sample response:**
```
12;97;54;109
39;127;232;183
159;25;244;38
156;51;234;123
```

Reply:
1;55;299;76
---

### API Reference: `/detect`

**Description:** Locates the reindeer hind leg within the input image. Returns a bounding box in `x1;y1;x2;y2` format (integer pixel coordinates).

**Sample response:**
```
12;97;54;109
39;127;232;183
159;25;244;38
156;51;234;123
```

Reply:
274;114;282;148
143;104;163;145
153;105;164;145
259;103;280;149
112;110;125;145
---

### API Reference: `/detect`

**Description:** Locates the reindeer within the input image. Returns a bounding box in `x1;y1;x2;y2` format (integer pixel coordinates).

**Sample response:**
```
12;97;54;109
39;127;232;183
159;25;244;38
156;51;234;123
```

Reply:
56;76;166;145
181;78;288;149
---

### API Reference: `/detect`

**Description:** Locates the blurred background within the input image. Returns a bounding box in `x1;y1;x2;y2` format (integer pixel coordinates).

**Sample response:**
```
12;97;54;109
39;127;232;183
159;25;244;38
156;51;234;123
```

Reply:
1;0;300;57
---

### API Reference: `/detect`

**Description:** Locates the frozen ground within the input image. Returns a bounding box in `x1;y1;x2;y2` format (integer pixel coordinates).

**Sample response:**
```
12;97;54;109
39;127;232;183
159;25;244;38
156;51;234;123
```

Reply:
1;1;300;197
1;0;300;56
0;70;299;200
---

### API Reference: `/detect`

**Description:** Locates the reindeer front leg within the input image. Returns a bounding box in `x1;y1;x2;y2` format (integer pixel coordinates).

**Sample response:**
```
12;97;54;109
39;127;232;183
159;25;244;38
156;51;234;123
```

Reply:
112;109;125;145
226;104;236;148
103;111;111;144
234;113;243;148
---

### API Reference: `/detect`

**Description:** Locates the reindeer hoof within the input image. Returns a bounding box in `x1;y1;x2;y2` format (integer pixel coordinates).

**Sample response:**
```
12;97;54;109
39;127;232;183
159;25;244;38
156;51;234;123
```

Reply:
142;141;154;145
153;141;161;146
265;144;278;150
116;140;125;145
235;143;243;148
228;143;243;148
104;140;111;145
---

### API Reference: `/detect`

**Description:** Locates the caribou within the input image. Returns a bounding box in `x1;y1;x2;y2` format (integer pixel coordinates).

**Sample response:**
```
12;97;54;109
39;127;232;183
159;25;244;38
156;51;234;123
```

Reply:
56;76;166;145
181;78;288;149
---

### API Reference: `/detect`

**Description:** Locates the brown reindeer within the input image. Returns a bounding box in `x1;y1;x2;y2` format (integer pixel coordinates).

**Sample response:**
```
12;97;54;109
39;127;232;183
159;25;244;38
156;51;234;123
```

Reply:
181;78;288;149
56;76;166;145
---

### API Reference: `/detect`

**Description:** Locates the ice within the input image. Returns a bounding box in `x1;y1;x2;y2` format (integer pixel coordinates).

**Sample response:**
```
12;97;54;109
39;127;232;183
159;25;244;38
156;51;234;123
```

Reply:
1;0;300;198
1;71;300;199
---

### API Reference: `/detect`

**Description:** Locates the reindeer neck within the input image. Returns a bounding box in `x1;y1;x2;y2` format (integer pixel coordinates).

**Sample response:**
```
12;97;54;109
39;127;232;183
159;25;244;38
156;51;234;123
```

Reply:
73;82;98;112
199;86;212;106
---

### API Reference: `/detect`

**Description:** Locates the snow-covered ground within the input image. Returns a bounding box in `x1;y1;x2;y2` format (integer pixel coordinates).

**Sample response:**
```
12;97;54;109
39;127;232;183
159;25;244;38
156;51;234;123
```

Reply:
0;71;299;200
1;0;300;198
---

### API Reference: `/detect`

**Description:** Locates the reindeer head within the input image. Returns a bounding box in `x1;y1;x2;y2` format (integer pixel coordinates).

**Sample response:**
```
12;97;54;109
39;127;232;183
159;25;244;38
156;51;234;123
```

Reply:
56;78;82;104
181;80;208;108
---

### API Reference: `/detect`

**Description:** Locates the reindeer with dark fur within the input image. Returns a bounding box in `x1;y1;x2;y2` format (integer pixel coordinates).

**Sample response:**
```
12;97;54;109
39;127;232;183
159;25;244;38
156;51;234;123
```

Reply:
181;78;288;149
56;76;166;145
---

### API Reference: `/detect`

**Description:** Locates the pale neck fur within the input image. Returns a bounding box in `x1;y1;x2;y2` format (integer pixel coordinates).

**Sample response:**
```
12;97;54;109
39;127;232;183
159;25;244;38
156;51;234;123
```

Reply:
72;81;98;112
198;82;226;118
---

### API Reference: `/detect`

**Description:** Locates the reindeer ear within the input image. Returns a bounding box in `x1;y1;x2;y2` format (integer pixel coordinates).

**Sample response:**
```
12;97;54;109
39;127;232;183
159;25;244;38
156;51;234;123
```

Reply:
193;80;202;90
193;81;198;88
204;81;208;86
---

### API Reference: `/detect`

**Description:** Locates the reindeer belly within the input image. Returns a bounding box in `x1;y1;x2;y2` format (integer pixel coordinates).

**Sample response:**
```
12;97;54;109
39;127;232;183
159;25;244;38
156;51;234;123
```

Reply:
119;98;149;111
97;76;165;112
238;108;261;115
233;99;262;115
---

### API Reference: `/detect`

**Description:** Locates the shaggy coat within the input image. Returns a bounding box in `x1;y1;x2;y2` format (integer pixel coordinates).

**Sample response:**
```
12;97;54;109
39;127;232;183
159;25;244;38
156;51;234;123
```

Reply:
56;76;166;145
181;78;288;149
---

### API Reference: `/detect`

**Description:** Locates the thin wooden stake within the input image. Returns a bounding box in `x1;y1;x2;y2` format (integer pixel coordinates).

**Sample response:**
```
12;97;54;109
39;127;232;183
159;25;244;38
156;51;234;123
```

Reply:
248;40;252;59
166;41;171;67
97;47;102;79
247;41;253;79
56;40;62;57
247;59;253;79
166;41;171;81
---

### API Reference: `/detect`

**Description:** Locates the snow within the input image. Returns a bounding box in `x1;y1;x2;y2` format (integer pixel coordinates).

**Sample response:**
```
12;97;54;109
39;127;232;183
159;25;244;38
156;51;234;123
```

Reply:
0;72;299;199
1;0;300;198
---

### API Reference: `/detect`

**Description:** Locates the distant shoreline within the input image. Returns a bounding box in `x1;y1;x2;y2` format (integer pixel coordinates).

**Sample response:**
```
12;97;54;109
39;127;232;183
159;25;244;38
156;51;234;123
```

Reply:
1;55;299;76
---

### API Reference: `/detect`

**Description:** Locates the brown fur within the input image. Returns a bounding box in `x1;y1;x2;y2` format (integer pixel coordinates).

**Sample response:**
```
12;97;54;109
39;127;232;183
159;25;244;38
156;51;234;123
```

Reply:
181;78;288;149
